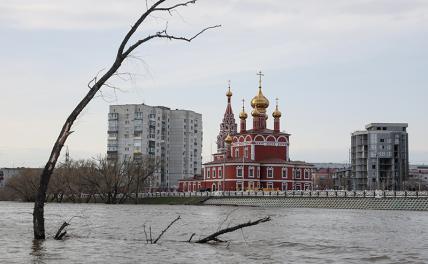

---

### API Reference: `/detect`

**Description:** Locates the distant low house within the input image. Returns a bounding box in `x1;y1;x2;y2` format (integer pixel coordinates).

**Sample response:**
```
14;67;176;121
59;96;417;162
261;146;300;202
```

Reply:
0;168;23;187
407;165;428;191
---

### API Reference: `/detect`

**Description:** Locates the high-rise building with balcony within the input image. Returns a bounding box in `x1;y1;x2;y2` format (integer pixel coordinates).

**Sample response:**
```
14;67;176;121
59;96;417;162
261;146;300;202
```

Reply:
107;104;202;190
351;123;409;190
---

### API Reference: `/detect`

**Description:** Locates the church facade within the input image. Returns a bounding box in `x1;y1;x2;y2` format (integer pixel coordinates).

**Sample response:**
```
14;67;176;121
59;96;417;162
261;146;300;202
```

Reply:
178;74;313;192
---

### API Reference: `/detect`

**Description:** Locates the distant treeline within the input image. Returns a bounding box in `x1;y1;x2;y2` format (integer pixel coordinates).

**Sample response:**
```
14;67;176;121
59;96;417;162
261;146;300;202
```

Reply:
1;155;160;204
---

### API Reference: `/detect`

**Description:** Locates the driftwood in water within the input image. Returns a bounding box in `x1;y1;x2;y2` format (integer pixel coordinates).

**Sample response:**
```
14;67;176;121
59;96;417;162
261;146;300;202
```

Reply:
144;215;181;244
153;215;181;244
187;233;196;242
54;221;69;240
195;216;271;244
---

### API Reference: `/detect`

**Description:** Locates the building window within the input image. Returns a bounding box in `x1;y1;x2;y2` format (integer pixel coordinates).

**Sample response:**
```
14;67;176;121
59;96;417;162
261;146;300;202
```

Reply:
218;168;222;178
282;182;287;191
294;169;301;179
235;148;239;158
267;182;273;189
212;169;216;178
257;167;260;178
282;167;288;178
304;169;310;179
304;183;310;190
248;166;254;178
244;148;248;158
236;166;243;178
236;181;243;191
206;169;210;179
294;183;301;190
267;167;273;178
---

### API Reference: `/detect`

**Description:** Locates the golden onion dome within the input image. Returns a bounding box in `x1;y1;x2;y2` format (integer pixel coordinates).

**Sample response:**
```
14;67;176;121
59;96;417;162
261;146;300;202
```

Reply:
239;110;248;120
251;87;269;111
273;109;282;118
226;86;232;97
239;99;248;119
272;98;282;118
251;107;261;117
224;134;233;144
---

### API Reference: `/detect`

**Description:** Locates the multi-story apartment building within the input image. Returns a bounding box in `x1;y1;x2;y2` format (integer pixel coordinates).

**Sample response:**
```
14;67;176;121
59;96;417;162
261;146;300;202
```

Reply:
351;123;408;190
107;104;202;190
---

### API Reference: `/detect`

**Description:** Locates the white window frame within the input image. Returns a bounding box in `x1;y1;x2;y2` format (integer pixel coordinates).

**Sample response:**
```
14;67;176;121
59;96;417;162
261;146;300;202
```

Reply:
267;182;273;189
218;168;223;179
212;169;216;179
282;167;288;178
257;167;260;178
206;169;210;179
304;169;310;180
267;167;274;178
236;166;243;178
236;181;243;191
235;148;239;158
248;181;255;190
294;168;301;179
282;182;287;191
248;166;254;178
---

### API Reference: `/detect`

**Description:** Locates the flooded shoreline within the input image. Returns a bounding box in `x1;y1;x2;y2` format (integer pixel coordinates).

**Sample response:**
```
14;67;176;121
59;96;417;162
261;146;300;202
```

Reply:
1;202;427;263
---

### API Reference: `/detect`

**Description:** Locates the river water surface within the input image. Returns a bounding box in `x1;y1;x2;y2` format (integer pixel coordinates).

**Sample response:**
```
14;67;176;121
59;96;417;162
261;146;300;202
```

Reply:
0;202;427;263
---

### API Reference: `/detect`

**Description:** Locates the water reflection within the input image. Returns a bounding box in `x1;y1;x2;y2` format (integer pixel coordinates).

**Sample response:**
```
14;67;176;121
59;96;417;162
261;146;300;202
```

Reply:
0;202;426;264
30;239;46;264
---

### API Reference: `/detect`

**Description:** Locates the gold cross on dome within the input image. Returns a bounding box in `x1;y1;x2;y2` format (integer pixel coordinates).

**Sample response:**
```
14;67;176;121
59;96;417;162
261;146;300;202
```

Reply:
242;99;245;110
257;71;264;87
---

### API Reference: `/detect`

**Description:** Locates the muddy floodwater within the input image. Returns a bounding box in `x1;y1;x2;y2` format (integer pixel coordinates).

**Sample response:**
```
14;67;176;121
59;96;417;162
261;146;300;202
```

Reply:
1;202;427;264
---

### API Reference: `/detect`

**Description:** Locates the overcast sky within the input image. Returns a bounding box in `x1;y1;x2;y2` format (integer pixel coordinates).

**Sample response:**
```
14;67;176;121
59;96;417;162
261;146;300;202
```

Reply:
1;0;428;167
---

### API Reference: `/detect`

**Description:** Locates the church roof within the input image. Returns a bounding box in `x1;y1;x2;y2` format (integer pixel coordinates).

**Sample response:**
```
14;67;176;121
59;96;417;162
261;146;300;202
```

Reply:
239;128;291;136
204;157;313;167
204;157;256;165
259;158;313;166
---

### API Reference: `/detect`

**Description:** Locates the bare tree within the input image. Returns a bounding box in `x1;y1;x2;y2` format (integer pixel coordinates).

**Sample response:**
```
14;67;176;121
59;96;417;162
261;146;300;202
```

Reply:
33;0;220;239
132;155;161;203
6;169;42;202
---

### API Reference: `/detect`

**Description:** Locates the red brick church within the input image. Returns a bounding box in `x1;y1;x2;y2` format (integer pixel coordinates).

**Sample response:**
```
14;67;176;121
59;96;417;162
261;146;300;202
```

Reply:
179;73;313;192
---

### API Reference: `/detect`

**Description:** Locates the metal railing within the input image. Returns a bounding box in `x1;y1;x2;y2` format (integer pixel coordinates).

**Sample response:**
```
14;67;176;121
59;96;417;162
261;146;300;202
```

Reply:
140;190;428;198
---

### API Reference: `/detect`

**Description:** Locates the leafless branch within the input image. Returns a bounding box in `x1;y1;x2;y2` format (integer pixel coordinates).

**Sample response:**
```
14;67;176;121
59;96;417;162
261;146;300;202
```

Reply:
217;208;239;232
153;215;181;244
54;221;69;240
187;233;196;242
195;217;271;244
154;0;196;15
123;24;221;58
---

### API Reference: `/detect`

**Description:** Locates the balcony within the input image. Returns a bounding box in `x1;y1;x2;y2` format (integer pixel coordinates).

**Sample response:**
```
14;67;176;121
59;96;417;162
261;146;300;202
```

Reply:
108;126;118;132
135;112;144;120
107;145;118;153
108;113;118;120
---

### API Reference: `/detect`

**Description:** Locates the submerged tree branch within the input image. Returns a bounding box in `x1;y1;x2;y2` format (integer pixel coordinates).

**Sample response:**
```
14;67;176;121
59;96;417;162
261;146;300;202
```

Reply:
195;217;271;244
153;215;181;244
